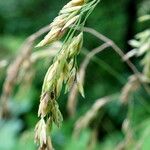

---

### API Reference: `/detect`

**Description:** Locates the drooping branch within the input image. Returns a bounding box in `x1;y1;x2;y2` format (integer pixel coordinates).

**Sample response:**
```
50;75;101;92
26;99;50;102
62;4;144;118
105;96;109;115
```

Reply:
0;25;51;118
82;27;150;95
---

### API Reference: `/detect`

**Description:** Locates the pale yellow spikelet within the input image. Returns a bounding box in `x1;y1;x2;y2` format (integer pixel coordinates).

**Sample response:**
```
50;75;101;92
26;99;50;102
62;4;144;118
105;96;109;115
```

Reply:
51;101;63;127
66;10;78;20
36;28;63;48
42;62;58;93
77;72;85;98
62;62;70;83
65;67;76;92
46;61;59;82
63;1;74;9
64;0;85;9
38;93;50;117
68;59;74;70
40;121;47;147
62;15;80;31
50;14;69;27
60;6;82;14
34;118;47;148
75;32;83;51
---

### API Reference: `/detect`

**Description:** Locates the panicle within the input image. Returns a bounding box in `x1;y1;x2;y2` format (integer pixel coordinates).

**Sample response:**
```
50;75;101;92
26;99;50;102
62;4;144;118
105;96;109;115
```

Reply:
34;0;99;149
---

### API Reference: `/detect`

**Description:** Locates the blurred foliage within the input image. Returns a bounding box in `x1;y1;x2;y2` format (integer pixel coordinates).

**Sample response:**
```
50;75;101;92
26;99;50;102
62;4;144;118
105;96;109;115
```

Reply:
0;0;150;150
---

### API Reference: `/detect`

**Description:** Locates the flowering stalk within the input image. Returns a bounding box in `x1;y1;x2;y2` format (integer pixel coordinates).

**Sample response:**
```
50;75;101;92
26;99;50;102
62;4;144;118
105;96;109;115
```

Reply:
34;0;101;149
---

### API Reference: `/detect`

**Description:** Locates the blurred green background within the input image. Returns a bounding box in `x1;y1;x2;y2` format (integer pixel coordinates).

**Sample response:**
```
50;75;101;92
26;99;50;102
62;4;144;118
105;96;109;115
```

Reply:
0;0;150;150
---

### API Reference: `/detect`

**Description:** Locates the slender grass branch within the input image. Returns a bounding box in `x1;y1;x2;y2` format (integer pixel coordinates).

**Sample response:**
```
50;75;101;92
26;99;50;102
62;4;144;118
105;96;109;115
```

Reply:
82;27;150;95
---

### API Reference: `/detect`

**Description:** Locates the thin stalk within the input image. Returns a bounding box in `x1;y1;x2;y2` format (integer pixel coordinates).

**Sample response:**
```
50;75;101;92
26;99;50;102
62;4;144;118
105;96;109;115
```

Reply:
82;27;150;95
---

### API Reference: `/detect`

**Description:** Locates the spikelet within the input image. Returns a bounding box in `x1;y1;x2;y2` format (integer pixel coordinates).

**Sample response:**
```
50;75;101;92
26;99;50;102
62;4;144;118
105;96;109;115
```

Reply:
50;14;69;27
62;15;80;30
38;92;50;118
65;67;76;93
34;118;53;150
36;28;64;48
56;73;64;97
34;118;47;148
50;100;63;127
76;72;85;98
64;0;85;8
68;32;83;58
36;0;86;47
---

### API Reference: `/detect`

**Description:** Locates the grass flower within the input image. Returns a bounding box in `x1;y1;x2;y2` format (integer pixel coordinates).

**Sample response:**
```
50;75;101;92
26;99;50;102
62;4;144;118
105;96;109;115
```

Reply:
35;0;101;149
